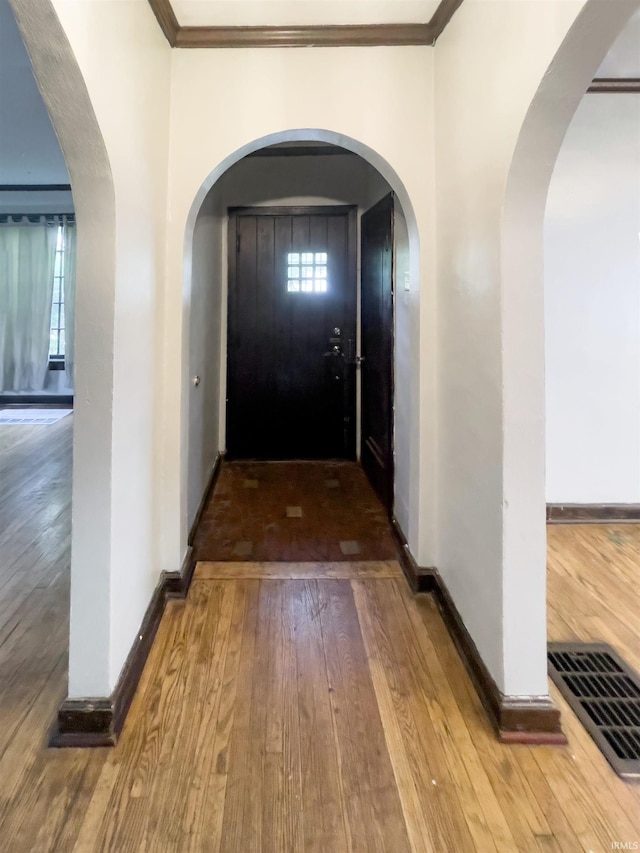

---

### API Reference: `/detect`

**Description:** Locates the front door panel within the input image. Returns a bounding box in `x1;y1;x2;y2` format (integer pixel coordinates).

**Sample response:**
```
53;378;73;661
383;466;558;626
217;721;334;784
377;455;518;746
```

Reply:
227;206;356;460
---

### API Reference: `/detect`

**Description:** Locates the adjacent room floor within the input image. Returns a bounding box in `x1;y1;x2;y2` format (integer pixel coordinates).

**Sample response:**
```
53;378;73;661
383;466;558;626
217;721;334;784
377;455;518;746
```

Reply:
0;420;639;851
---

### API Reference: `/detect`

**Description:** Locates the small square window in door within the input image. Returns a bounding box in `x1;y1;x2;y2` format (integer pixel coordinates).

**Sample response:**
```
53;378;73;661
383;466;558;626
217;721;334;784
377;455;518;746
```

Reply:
287;252;328;293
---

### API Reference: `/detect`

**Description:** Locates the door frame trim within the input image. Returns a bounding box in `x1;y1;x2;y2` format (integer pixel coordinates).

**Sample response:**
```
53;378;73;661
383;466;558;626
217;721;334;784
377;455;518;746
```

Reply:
360;192;396;513
228;205;358;218
226;204;358;459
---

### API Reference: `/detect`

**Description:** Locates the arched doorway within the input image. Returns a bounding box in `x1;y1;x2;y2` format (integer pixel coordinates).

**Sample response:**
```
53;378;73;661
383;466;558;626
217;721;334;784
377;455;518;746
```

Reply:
7;0;117;700
181;131;422;562
501;0;640;700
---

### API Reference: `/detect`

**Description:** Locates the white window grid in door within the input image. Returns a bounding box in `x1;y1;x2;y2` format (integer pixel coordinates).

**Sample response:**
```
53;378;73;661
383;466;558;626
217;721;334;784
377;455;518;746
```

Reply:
287;252;328;293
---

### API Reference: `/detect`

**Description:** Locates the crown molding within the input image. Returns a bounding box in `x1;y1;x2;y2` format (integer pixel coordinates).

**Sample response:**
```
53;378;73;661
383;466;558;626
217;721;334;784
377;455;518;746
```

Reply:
428;0;464;41
147;0;464;48
175;23;433;48
147;0;179;46
588;78;640;93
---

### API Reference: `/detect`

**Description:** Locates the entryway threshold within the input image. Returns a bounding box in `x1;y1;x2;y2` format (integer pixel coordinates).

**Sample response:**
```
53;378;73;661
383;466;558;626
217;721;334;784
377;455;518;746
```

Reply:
195;560;403;580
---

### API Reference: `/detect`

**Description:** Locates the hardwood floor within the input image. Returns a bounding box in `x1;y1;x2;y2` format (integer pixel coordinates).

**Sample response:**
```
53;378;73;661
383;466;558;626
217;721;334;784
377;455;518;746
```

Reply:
0;416;109;851
547;524;640;675
64;561;640;853
1;420;639;851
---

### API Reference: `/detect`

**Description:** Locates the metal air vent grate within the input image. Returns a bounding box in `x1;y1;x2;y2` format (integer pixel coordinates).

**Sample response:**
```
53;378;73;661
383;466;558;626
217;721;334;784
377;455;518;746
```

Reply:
548;643;640;780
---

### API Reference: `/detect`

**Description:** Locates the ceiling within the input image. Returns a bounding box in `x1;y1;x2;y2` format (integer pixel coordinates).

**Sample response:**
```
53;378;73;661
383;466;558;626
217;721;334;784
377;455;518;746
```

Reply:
596;8;640;78
0;0;69;185
172;0;441;27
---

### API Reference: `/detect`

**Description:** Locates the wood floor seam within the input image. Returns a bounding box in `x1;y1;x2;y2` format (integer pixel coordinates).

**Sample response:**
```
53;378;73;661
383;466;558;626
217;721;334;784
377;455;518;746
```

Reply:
315;582;355;853
195;559;404;581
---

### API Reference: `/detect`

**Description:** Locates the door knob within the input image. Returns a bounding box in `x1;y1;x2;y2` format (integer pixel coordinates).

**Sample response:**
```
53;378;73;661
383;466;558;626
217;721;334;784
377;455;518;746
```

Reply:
324;345;342;357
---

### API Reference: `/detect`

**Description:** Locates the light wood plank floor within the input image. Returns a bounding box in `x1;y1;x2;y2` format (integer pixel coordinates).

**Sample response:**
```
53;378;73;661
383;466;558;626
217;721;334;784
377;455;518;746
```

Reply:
1;417;639;852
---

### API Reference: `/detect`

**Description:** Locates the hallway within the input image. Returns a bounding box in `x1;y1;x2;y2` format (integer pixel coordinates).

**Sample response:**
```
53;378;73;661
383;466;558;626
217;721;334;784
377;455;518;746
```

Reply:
0;420;640;850
192;461;398;563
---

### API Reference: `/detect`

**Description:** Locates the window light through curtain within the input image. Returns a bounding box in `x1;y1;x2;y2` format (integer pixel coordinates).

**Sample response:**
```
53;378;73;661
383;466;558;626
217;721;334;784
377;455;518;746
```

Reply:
0;214;75;394
287;252;328;292
49;225;65;359
0;216;57;393
48;220;76;384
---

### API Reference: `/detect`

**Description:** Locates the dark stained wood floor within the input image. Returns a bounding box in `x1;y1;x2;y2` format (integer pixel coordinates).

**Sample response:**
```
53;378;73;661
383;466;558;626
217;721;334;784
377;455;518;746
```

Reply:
1;417;639;852
192;461;399;562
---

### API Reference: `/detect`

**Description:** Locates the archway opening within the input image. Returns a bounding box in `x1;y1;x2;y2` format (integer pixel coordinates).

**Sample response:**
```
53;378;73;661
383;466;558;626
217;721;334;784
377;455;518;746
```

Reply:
6;0;117;705
0;0;77;714
543;9;640;684
501;0;640;702
182;134;420;562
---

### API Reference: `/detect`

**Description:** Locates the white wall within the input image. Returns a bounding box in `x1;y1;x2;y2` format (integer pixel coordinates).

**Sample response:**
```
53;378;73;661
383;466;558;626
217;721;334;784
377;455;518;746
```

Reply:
188;193;224;528
394;205;412;532
545;94;640;504
164;47;436;585
435;0;591;697
597;8;640;78
42;0;171;695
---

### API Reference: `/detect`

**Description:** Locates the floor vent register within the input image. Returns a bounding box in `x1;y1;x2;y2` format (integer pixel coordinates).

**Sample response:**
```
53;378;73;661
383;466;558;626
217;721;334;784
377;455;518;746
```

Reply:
548;642;640;780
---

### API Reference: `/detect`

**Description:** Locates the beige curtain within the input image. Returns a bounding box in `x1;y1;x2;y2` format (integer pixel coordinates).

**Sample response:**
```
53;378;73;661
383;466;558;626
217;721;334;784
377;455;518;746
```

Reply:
0;217;58;392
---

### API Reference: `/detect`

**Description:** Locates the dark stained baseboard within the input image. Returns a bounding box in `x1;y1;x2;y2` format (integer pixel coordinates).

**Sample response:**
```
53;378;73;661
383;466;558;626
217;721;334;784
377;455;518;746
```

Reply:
188;452;223;547
432;569;566;745
390;516;437;592
391;516;566;745
51;555;197;748
50;460;222;747
498;698;566;745
163;546;195;598
51;571;170;747
547;503;640;523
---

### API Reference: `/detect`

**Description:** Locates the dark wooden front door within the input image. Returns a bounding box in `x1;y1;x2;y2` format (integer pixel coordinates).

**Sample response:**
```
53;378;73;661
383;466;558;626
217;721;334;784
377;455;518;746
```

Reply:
227;206;357;460
361;193;395;510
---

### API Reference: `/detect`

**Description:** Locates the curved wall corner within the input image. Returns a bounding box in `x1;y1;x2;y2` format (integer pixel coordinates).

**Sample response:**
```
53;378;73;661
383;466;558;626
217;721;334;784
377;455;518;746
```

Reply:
434;0;640;699
500;0;640;695
8;0;117;697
